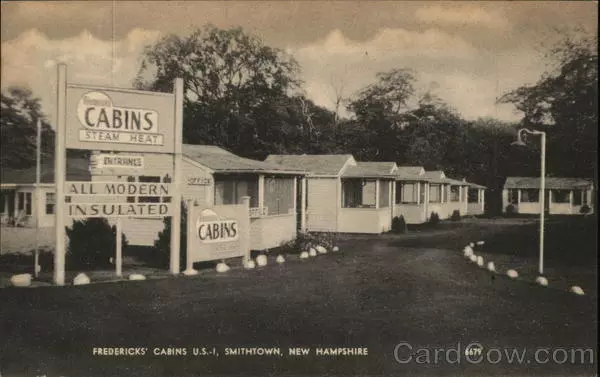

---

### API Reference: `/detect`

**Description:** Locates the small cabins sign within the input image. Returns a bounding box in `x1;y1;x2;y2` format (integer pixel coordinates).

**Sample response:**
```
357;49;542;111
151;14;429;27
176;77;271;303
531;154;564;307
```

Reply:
187;204;250;263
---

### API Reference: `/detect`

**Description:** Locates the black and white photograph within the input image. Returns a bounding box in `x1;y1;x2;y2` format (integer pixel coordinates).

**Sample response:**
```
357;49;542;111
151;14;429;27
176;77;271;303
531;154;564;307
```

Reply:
0;1;597;376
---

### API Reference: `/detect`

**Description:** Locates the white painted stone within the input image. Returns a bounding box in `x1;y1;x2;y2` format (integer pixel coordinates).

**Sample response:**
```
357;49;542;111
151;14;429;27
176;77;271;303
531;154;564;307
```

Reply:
276;255;285;264
243;259;256;269
487;262;496;272
256;255;268;267
299;251;309;259
10;273;32;287
309;248;317;257
535;276;548;287
570;286;585;296
506;269;519;279
129;274;146;281
469;254;477;262
469;242;475;247
463;246;473;256
316;245;328;254
183;268;199;276
73;273;90;286
216;262;230;273
332;246;339;252
476;241;485;246
476;256;484;267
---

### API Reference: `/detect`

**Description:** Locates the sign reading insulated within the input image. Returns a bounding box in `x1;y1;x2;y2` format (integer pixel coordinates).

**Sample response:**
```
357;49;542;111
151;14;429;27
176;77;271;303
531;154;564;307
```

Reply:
65;85;176;153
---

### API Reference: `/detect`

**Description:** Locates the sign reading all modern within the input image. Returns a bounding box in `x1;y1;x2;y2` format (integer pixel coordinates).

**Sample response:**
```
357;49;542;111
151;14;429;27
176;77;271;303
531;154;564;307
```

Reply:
65;85;176;153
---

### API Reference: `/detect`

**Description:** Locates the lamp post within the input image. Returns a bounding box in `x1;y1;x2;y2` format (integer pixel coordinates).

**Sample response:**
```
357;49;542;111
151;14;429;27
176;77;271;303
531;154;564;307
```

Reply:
512;128;546;275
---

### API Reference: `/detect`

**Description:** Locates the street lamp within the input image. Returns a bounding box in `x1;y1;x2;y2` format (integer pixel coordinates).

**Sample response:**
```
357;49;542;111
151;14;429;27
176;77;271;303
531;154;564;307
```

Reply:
512;128;546;276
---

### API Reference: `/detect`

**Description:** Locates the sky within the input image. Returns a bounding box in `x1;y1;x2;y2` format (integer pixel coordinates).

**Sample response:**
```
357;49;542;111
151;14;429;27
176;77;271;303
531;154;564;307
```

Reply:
1;1;598;124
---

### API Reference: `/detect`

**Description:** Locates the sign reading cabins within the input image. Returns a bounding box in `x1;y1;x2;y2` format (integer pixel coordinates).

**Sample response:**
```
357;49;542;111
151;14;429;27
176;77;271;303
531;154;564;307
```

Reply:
65;86;176;153
186;203;250;263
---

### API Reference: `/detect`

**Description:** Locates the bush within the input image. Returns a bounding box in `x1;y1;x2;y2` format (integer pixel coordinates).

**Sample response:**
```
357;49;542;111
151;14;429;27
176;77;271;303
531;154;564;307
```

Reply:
450;210;461;221
65;218;128;270
580;204;591;214
287;231;337;253
391;216;408;233
153;201;187;269
428;212;440;226
505;204;517;216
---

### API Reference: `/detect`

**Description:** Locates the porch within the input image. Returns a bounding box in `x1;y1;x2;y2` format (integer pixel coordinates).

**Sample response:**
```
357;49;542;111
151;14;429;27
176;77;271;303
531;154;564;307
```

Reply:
339;178;393;233
394;181;428;224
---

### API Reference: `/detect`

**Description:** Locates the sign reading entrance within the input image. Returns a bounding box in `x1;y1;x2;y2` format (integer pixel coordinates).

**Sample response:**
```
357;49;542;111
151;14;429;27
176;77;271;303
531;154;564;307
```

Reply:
94;154;144;169
65;85;176;153
187;205;250;263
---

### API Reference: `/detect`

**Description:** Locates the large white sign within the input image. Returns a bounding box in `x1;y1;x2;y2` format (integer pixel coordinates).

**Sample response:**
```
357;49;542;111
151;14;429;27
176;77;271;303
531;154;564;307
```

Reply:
65;85;176;153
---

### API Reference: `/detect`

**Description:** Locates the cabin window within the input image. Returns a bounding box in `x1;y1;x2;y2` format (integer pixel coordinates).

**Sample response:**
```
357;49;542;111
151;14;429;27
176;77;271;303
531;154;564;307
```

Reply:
520;189;539;203
25;193;32;215
214;177;259;208
420;182;426;203
442;185;448;202
125;175;169;203
17;192;32;215
45;193;55;214
552;190;570;203
508;189;519;204
429;184;441;203
379;181;390;208
342;179;376;208
572;190;582;205
0;192;5;213
450;186;460;202
264;176;294;215
18;192;25;211
397;182;417;204
468;189;479;203
138;176;161;203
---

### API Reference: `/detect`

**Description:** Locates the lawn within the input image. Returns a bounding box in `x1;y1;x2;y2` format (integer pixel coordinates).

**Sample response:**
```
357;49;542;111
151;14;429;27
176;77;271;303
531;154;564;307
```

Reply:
0;217;597;377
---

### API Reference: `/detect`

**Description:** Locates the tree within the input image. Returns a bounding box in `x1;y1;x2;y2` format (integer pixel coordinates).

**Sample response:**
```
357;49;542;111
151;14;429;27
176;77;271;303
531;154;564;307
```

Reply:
134;25;301;157
346;68;417;161
1;87;54;169
499;30;598;183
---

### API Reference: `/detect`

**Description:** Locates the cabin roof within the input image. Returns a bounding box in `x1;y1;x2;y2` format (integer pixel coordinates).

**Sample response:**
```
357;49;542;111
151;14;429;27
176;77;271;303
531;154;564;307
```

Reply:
265;154;354;176
183;145;305;175
504;176;593;190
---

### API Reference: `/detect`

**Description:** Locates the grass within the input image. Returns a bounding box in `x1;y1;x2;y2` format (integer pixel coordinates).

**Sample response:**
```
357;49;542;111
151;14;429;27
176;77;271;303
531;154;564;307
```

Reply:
0;217;596;376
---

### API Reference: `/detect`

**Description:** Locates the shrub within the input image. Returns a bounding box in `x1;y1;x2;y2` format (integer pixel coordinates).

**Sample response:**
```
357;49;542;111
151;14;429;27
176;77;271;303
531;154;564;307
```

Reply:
580;204;591;214
391;215;408;233
505;204;518;216
428;212;440;226
291;231;337;253
450;210;461;222
65;218;128;270
153;201;187;269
